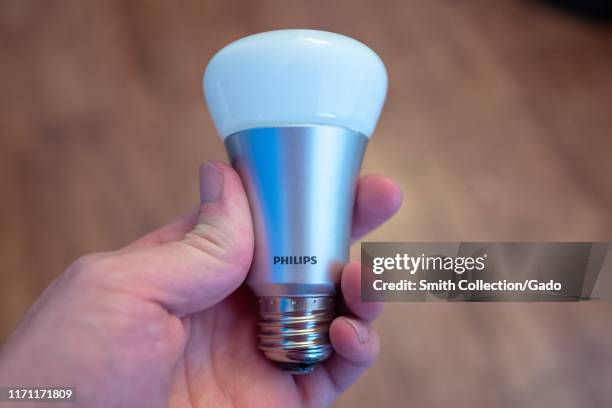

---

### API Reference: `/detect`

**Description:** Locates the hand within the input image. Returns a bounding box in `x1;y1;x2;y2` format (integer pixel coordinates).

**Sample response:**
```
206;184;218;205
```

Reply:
0;162;402;408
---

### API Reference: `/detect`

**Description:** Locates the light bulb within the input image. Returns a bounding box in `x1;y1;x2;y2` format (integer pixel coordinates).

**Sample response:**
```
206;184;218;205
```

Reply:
203;29;387;374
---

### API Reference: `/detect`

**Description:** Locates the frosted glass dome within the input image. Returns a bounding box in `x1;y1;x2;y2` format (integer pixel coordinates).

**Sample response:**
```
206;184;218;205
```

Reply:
203;29;388;138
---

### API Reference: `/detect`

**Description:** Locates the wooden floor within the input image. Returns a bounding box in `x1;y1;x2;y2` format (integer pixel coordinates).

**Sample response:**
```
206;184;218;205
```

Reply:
1;1;612;406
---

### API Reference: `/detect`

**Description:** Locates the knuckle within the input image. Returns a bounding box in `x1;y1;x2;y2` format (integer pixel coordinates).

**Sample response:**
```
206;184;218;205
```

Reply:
69;252;105;272
65;251;125;289
183;222;252;270
185;222;233;252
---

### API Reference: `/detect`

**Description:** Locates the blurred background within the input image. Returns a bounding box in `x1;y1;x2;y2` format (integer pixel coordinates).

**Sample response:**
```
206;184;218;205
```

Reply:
1;0;612;406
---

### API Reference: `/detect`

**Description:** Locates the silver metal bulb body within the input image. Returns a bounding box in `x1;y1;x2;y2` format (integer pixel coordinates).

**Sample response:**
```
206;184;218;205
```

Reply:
225;125;368;373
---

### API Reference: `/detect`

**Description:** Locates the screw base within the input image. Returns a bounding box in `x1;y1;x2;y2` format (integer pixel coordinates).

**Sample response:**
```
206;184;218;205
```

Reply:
257;295;336;374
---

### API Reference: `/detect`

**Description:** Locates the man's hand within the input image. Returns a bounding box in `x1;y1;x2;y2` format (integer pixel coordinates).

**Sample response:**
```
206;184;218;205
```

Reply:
0;162;402;407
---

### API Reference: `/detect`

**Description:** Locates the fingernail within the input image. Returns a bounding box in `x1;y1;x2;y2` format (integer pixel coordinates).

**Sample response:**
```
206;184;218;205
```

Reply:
343;317;369;343
199;162;224;204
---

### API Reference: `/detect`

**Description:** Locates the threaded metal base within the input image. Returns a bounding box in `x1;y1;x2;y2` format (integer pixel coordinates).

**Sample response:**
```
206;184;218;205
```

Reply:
258;296;336;374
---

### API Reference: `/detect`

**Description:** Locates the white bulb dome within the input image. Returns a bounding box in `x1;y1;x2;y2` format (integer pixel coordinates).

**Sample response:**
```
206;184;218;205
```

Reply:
203;29;387;138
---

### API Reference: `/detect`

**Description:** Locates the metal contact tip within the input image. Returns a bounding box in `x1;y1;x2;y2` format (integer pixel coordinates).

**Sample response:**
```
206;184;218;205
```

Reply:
277;362;317;375
257;296;336;372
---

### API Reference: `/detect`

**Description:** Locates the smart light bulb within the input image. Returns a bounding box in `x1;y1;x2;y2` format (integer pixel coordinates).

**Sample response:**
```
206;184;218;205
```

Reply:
203;29;387;374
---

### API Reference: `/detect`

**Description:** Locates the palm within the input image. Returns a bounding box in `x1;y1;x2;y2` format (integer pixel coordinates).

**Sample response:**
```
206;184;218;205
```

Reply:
171;286;322;407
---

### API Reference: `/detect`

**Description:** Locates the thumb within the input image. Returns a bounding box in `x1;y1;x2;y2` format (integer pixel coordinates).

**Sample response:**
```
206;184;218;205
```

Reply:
87;161;254;316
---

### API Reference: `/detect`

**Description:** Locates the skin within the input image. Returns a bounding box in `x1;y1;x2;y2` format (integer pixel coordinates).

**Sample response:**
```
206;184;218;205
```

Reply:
0;162;402;408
